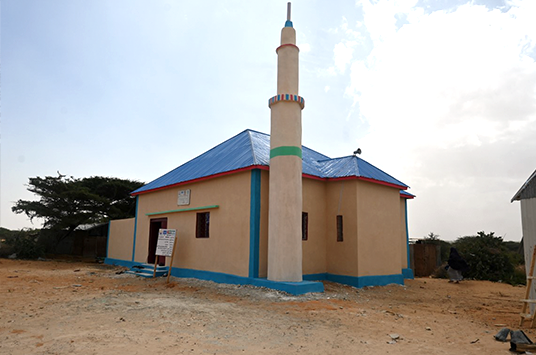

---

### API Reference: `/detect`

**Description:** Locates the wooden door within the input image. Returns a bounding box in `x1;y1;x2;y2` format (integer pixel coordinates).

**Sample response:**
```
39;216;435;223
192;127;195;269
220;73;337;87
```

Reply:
147;218;167;265
412;243;439;277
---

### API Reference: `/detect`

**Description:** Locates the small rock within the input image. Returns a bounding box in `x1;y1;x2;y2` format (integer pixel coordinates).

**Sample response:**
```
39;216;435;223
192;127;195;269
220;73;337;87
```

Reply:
425;327;432;331
389;333;400;340
72;284;82;287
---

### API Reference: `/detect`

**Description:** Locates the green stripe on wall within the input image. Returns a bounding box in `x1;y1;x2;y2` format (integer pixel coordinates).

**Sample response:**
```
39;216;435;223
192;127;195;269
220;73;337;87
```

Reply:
270;146;302;159
146;205;219;216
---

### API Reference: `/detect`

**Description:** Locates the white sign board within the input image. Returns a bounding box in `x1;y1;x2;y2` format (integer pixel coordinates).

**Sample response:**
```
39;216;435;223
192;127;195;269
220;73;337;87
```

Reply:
177;189;191;206
155;229;177;257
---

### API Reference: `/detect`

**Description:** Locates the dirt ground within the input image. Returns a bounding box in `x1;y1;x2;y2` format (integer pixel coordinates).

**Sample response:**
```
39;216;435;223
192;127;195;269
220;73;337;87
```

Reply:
0;259;532;354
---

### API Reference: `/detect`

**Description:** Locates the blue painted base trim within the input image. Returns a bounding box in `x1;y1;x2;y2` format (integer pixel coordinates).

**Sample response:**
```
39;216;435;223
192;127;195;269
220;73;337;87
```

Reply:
303;273;327;281
305;272;404;288
105;258;405;293
105;258;138;268
171;267;324;295
402;268;414;279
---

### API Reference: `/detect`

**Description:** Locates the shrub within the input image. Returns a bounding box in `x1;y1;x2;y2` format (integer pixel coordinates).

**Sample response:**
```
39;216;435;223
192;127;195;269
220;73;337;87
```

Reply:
5;229;44;259
454;231;523;285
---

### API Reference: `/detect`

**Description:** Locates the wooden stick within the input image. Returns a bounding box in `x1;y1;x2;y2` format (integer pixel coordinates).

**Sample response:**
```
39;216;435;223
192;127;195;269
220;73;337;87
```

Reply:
521;246;536;326
153;259;158;278
166;236;178;283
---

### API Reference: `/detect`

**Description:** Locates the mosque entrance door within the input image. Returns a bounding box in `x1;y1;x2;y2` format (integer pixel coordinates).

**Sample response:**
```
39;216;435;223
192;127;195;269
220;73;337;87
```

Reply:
147;218;167;266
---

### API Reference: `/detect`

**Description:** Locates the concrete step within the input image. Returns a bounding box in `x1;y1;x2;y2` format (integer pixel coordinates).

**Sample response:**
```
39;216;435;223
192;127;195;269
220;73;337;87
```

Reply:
129;263;169;278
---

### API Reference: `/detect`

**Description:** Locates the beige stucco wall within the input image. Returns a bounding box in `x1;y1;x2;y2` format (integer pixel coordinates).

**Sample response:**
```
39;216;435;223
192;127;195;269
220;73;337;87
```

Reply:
325;180;358;276
302;178;327;275
357;181;402;277
400;199;408;269
129;167;407;280
134;171;252;277
107;218;135;261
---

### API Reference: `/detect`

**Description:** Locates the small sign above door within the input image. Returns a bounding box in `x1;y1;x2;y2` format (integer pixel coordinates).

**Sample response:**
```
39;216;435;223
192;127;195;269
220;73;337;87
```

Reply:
177;189;191;206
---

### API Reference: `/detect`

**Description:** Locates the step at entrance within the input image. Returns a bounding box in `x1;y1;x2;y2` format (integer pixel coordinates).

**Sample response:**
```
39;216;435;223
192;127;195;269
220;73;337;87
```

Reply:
127;263;169;278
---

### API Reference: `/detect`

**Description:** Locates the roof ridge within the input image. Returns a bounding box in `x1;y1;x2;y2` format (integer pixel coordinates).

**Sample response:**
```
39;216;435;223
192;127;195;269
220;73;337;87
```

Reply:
247;130;258;165
353;156;360;176
320;155;355;177
512;168;536;202
316;155;353;163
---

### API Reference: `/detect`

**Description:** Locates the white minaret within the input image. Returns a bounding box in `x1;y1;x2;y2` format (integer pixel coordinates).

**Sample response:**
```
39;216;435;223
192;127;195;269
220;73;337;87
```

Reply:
267;2;304;282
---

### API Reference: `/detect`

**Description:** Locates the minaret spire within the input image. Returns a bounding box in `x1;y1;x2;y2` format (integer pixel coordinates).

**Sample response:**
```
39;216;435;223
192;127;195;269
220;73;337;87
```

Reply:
287;2;291;21
267;3;304;282
285;2;293;27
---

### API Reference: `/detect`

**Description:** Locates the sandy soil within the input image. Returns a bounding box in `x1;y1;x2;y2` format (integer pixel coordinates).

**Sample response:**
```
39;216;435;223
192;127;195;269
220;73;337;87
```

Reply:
0;258;532;354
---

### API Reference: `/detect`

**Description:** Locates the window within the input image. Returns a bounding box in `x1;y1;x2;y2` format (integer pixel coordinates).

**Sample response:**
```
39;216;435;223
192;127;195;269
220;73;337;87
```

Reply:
196;212;210;238
336;215;343;242
302;212;308;241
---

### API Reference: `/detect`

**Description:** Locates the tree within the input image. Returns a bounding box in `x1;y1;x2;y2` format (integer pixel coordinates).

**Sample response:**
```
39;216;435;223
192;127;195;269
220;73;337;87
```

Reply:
425;232;440;241
12;174;144;243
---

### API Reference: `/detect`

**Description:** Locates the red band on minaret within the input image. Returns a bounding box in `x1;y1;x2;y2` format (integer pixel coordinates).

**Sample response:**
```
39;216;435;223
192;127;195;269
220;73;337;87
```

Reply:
276;43;300;53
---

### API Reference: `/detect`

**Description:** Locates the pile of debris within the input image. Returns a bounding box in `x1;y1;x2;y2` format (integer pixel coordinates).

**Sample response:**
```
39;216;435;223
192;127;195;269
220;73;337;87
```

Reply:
495;328;536;353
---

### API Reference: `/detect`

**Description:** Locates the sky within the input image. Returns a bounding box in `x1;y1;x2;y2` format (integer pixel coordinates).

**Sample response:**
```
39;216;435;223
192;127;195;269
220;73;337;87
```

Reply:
1;0;535;241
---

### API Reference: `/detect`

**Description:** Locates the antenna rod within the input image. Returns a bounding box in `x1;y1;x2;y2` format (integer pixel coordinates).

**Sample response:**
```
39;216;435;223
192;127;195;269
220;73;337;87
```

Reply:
287;2;291;21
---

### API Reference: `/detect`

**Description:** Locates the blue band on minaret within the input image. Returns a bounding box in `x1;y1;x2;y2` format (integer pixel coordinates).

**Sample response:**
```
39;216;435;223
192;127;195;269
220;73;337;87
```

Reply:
285;20;293;27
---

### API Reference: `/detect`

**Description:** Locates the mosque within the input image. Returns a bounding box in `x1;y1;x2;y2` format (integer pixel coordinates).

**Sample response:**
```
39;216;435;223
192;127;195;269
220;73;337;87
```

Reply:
105;4;415;294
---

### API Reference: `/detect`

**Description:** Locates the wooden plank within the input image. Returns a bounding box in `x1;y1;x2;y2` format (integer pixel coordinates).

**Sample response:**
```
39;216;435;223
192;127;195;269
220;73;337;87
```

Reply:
519;246;536;328
520;246;536;327
166;236;178;284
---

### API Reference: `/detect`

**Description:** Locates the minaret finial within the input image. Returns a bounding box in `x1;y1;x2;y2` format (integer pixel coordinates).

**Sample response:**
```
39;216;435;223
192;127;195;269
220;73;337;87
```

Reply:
287;2;291;21
285;2;293;27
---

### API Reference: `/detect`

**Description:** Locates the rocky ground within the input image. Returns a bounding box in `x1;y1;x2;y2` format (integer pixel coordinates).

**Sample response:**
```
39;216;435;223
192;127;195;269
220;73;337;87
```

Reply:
0;258;531;354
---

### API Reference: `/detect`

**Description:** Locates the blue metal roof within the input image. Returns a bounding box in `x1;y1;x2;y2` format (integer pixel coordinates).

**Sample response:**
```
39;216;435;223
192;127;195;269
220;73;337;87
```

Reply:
133;129;410;195
400;190;415;198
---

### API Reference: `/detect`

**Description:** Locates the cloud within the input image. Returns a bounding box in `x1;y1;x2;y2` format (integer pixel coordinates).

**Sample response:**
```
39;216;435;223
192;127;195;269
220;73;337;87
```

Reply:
339;0;536;239
300;43;311;52
333;40;357;73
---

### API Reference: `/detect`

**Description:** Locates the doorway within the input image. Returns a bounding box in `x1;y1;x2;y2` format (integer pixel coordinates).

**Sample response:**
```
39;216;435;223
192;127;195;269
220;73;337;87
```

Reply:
147;218;167;265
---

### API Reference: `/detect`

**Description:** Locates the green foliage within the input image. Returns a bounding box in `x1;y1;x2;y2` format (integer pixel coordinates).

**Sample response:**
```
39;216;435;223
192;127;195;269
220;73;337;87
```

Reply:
454;231;523;285
0;228;15;257
503;241;525;266
12;174;144;243
0;227;14;239
425;232;440;241
4;229;43;259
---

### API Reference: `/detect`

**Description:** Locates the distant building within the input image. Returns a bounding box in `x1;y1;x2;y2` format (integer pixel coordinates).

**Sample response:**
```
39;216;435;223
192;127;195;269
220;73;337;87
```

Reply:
105;4;415;294
512;169;536;302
